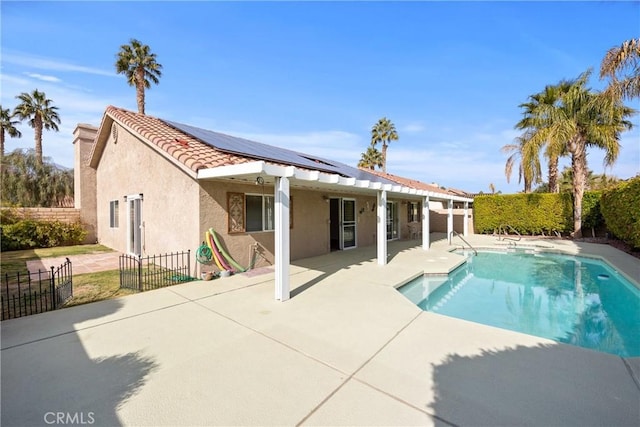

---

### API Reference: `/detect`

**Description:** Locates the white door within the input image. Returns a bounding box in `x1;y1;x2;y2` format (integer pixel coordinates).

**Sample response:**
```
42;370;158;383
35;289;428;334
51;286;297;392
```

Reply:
127;195;143;256
387;201;398;240
342;198;356;249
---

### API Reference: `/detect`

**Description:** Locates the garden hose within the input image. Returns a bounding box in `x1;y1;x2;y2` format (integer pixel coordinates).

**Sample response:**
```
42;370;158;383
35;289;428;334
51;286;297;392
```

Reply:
196;241;213;264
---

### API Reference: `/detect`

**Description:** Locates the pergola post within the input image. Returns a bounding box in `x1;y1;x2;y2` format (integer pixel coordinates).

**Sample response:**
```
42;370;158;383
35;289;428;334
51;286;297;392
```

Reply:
447;199;453;244
274;176;290;301
422;195;430;250
377;190;387;265
463;201;469;237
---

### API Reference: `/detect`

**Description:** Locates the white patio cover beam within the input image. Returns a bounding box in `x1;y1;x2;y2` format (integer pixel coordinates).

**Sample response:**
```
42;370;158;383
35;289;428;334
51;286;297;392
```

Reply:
274;176;290;301
447;199;454;244
464;201;469;237
422;195;430;250
377;190;387;265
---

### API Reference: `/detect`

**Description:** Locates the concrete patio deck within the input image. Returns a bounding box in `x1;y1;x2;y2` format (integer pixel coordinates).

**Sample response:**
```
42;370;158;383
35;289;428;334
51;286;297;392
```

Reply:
2;234;639;426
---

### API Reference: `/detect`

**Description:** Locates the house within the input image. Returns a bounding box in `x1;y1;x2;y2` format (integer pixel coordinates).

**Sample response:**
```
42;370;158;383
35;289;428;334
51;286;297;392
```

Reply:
74;106;473;301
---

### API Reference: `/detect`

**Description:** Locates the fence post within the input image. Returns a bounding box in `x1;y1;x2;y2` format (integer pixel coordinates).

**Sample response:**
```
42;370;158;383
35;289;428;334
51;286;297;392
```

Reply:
50;265;56;310
138;255;143;292
187;249;191;279
68;257;73;300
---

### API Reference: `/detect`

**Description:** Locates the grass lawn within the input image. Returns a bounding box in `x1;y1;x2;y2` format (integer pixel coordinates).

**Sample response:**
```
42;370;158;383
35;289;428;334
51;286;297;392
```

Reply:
0;244;114;272
67;270;135;307
1;244;131;308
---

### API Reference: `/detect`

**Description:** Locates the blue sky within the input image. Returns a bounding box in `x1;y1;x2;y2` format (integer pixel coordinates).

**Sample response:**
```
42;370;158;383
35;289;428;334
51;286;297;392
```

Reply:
1;1;639;194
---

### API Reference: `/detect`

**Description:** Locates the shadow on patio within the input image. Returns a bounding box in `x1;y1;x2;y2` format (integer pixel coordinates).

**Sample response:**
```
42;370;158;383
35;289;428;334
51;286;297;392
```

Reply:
1;298;158;426
290;238;426;298
429;343;640;426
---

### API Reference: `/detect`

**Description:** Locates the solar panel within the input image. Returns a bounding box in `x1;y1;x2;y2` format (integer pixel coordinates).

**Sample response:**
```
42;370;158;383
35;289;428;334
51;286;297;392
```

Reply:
164;119;396;185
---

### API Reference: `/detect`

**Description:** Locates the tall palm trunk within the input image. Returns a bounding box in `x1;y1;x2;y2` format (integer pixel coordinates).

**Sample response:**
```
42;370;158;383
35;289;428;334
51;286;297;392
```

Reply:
523;175;532;193
382;144;387;173
548;155;559;193
34;113;43;166
1;130;5;162
136;67;145;114
569;136;587;238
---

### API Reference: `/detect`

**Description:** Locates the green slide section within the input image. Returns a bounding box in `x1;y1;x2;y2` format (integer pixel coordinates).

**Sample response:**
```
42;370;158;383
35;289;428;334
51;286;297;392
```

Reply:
209;228;246;272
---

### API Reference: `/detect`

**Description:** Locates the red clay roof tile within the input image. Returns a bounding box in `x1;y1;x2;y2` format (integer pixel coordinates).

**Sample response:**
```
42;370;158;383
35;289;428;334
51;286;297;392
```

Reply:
105;106;255;173
360;168;461;197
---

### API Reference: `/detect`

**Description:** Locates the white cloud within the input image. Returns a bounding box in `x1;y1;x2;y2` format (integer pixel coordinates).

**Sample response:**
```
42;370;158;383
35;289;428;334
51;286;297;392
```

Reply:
23;72;61;83
402;122;426;133
3;50;114;77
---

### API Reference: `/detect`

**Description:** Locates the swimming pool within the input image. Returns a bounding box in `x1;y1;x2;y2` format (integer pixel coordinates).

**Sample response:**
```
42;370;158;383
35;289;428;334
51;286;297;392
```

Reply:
398;250;640;357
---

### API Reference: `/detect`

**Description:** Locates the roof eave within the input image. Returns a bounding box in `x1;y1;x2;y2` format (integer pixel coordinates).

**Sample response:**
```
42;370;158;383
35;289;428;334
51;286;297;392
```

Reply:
197;162;473;202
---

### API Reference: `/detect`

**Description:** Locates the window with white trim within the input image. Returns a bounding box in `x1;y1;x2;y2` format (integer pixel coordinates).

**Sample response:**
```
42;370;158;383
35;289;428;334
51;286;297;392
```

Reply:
109;200;119;228
246;194;274;232
228;192;292;233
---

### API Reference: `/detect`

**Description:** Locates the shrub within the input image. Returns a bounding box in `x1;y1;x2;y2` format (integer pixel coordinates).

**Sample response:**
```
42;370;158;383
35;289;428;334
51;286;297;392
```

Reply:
601;177;640;249
474;192;603;236
1;217;87;251
581;191;604;234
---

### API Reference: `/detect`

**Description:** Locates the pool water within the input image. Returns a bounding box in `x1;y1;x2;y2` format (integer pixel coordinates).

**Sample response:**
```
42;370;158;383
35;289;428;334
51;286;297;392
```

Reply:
398;250;640;357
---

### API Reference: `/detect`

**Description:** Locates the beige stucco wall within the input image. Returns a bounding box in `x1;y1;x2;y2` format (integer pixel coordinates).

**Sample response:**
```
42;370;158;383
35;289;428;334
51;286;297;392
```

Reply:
95;123;200;260
430;208;475;234
73;124;98;243
91;120;473;275
197;182;429;270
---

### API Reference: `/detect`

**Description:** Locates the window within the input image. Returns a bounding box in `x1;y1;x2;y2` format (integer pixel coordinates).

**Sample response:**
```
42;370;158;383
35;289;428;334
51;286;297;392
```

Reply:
229;192;290;233
246;194;274;232
109;200;119;228
408;201;421;223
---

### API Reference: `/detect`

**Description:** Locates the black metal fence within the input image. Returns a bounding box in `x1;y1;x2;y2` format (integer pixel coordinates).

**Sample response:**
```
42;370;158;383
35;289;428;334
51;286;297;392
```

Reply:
1;258;73;321
119;250;194;292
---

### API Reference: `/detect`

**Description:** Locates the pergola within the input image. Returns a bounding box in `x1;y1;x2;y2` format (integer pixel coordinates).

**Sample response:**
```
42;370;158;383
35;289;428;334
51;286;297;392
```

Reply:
198;161;473;301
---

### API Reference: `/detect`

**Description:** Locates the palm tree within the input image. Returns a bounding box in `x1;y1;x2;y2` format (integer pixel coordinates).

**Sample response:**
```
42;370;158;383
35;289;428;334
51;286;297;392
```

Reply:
358;145;383;170
370;117;398;173
115;38;163;115
13;90;60;166
558;167;620;192
513;82;571;193
525;70;635;238
501;134;541;193
600;38;640;101
0;105;22;162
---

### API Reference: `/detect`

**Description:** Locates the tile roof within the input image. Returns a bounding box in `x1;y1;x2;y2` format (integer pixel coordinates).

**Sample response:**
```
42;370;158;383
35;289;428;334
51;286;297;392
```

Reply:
94;106;470;199
105;106;254;172
360;168;461;197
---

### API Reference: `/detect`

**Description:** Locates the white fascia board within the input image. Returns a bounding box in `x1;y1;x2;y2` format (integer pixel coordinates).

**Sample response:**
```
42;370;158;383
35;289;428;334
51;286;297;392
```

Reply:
424;191;473;203
338;176;356;186
370;182;383;190
381;184;393;191
355;179;370;188
318;173;340;184
294;169;320;181
263;163;293;177
197;161;266;179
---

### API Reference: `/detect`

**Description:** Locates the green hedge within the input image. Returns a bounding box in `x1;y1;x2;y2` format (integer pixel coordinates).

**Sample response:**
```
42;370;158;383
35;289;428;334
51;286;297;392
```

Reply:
601;177;640;249
0;210;87;251
474;192;603;235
